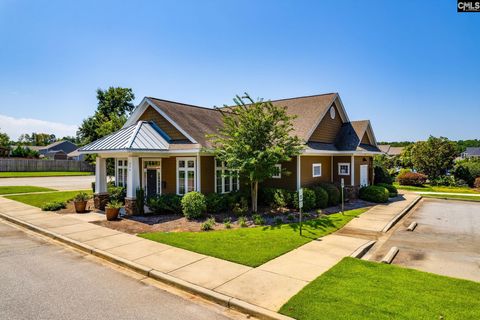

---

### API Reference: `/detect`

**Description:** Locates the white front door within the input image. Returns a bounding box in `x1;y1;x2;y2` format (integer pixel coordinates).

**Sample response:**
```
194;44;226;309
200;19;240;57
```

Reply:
360;165;369;186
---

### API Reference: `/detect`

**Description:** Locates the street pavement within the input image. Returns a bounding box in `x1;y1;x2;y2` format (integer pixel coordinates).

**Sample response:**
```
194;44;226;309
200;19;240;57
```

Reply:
0;175;95;191
0;220;239;320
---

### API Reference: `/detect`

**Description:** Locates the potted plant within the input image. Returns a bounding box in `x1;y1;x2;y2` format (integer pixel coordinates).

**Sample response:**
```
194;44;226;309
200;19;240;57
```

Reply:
73;192;90;213
105;200;122;221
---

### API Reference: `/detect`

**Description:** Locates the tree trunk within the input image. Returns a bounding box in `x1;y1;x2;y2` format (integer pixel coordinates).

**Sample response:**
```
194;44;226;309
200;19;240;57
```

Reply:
250;180;258;213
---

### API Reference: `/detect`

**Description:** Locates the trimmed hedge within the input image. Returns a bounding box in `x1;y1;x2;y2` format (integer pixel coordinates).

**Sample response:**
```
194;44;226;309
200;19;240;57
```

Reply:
181;191;206;219
293;188;316;211
205;193;228;214
312;186;328;209
260;187;292;208
359;186;389;203
376;183;398;197
147;193;182;214
397;172;427;186
374;165;393;185
318;183;340;206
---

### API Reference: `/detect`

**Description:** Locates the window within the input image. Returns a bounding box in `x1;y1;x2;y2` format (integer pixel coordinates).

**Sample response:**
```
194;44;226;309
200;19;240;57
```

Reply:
215;160;240;194
312;163;322;177
271;164;282;179
177;157;196;195
338;163;350;175
116;159;128;187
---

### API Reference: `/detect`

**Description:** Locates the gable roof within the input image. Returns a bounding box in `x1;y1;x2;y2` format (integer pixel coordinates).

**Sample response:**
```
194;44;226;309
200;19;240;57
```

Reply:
78;121;170;153
465;147;480;156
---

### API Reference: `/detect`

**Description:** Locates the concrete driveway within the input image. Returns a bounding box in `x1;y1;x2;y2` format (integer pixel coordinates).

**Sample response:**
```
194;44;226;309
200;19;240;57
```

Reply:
0;175;95;191
0;220;240;320
368;198;480;282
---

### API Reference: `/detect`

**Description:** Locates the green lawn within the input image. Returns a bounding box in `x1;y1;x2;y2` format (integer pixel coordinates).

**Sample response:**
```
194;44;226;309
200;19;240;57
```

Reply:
139;208;368;267
280;257;480;320
5;190;92;208
421;193;480;202
0;186;56;195
0;171;93;178
393;182;479;194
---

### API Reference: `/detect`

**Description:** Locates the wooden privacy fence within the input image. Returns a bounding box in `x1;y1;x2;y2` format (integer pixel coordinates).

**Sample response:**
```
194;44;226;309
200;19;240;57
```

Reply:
0;159;94;172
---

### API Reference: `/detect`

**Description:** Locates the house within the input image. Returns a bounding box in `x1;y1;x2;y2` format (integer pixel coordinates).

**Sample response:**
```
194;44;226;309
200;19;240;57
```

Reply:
0;146;10;158
378;144;404;156
67;149;86;161
79;93;382;214
10;140;79;159
43;150;68;160
461;147;480;159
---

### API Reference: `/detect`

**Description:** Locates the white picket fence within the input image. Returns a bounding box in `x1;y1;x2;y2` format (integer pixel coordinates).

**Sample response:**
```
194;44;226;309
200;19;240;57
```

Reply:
0;159;94;172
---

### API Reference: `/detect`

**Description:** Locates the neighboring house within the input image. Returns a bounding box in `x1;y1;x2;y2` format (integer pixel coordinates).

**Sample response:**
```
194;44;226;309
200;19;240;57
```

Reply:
461;147;480;159
79;93;382;214
67;149;85;161
378;144;404;156
10;140;78;159
0;146;10;158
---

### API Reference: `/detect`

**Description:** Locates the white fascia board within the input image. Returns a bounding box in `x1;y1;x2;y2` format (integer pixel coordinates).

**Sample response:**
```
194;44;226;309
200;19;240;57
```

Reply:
302;150;383;156
123;98;150;128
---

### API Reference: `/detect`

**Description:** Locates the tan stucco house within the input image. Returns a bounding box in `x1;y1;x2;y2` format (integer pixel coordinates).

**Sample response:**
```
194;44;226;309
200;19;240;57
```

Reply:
79;93;382;214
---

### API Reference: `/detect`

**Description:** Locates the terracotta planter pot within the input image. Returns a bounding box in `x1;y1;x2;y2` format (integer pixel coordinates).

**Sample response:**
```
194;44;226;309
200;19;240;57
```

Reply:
74;200;87;213
105;207;120;221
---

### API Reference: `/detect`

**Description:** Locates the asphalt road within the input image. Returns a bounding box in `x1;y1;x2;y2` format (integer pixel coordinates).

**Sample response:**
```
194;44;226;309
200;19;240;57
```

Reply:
0;220;238;320
369;198;480;282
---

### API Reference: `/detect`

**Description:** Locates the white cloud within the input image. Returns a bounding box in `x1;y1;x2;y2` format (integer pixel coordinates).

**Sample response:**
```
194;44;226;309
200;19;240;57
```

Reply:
0;114;78;140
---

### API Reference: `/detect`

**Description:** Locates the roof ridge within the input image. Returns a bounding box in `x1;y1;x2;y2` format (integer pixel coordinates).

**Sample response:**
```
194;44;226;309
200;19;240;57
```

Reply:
216;92;338;109
147;97;218;112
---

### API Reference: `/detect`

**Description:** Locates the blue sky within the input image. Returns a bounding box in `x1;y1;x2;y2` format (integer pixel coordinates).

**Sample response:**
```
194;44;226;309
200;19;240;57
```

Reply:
0;0;479;141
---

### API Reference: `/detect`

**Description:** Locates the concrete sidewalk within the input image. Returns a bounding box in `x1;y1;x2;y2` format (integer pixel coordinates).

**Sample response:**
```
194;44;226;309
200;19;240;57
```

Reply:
0;193;420;316
413;191;480;196
0;176;94;191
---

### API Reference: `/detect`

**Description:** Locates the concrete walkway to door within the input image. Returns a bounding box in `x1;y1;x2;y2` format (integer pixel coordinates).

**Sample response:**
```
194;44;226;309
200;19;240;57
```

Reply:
0;193;420;314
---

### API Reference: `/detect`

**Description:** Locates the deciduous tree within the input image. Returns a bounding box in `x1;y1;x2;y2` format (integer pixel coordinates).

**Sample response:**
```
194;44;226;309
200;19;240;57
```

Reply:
411;136;457;180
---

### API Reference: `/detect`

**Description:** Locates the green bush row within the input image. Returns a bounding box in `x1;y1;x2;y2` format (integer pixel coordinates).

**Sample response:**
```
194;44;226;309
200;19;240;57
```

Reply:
359;185;389;203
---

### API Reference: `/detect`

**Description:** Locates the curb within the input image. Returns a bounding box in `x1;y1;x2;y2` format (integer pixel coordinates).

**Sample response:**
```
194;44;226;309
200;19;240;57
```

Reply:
0;211;293;320
350;240;376;258
382;196;422;233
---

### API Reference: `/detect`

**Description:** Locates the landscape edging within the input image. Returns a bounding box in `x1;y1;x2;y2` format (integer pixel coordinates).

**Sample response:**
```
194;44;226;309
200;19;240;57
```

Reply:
382;195;422;232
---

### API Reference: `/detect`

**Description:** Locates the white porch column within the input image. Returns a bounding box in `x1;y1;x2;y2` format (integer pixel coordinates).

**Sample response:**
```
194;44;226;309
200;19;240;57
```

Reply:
95;157;107;194
126;156;140;198
196;153;201;192
296;155;301;190
351;155;355;186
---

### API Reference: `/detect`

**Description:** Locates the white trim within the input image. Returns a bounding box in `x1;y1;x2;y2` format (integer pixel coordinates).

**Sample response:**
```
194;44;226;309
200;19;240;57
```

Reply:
115;158;128;187
126;121;143;148
360;164;369;186
176;157;196;195
124;97;198;144
142;158;163;196
312;163;322;177
272;164;282;179
214;159;240;194
338;162;350;176
351;155;355;186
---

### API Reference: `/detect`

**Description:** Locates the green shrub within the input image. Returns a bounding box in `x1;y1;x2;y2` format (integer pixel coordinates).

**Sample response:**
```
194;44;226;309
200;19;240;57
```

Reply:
453;160;480;186
318;183;340;206
223;217;232;229
374;165;393;184
359;186;389;203
41;201;66;211
311;186;328;209
106;200;123;209
376;183;398;197
232;197;248;216
147;194;182;214
286;214;295;222
181;191;206;219
205;193;227;214
275;217;283;225
201;217;215;231
293;188;316;211
252;214;265;225
260;187;292;208
430;175;456;187
397;172;427;186
108;186;126;203
136;187;145;215
238;216;248;227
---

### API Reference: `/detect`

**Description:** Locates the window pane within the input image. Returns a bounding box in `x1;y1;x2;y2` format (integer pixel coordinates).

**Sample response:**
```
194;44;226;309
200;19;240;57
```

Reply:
232;175;238;191
313;165;321;176
179;160;185;168
187;170;195;192
224;175;230;192
187;160;195;168
216;170;223;193
216;159;222;167
179;171;185;194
